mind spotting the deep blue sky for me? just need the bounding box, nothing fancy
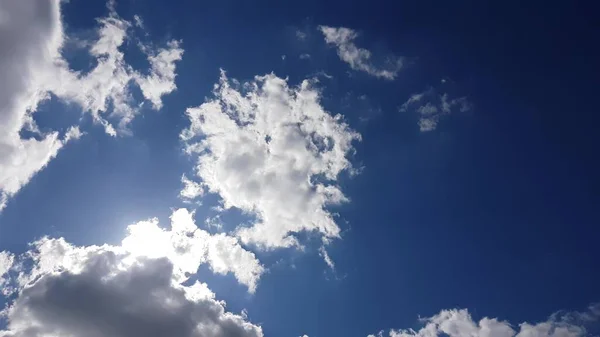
[1,1,599,336]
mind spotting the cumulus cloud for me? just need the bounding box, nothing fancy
[135,40,185,110]
[48,5,184,135]
[0,241,263,337]
[0,208,265,337]
[180,174,205,201]
[121,208,264,292]
[181,70,361,250]
[370,305,600,337]
[0,0,183,211]
[319,26,403,80]
[399,88,471,132]
[0,0,77,211]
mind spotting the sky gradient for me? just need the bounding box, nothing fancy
[0,1,599,337]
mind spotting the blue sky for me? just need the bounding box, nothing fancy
[0,1,599,337]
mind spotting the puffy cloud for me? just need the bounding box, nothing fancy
[48,6,184,135]
[134,40,184,110]
[319,26,403,80]
[0,0,183,210]
[0,209,262,296]
[0,0,76,211]
[0,241,263,337]
[371,305,600,337]
[181,70,361,250]
[121,208,264,292]
[399,88,471,132]
[180,174,205,201]
[0,208,264,337]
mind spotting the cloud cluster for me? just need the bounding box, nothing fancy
[0,0,183,211]
[399,88,471,132]
[319,26,403,80]
[370,305,600,337]
[47,7,184,135]
[0,210,263,337]
[181,70,361,250]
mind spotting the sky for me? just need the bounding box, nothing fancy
[0,0,599,337]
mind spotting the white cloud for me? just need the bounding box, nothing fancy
[0,208,265,337]
[135,40,184,110]
[0,209,262,295]
[0,0,183,211]
[181,70,361,250]
[0,238,263,337]
[122,208,264,292]
[48,7,184,135]
[296,30,307,41]
[0,251,14,291]
[319,26,403,80]
[0,0,76,211]
[399,88,471,132]
[372,305,600,337]
[300,53,311,60]
[318,246,335,270]
[180,174,205,201]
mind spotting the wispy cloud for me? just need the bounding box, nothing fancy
[399,87,472,132]
[319,26,403,80]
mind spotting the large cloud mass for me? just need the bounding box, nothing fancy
[181,71,361,250]
[0,210,263,337]
[0,0,183,211]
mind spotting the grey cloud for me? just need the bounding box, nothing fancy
[2,250,262,337]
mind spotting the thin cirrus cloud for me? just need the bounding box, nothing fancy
[0,209,265,337]
[399,87,472,132]
[369,304,600,337]
[319,25,403,80]
[180,70,361,252]
[0,0,183,211]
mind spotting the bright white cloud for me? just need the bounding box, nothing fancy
[180,174,205,201]
[319,26,403,80]
[135,40,184,110]
[371,305,600,337]
[0,0,183,211]
[181,70,361,250]
[0,0,74,211]
[0,207,265,337]
[48,7,184,135]
[0,210,262,295]
[0,251,14,291]
[399,88,471,132]
[122,208,264,292]
[0,238,263,337]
